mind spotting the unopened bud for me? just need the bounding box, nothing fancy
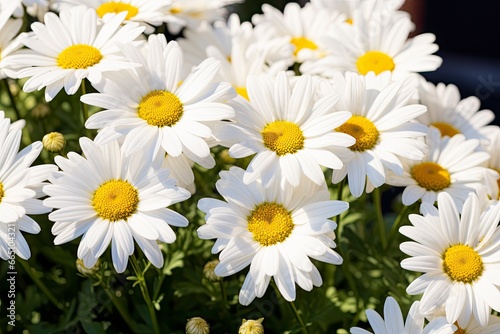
[31,103,51,119]
[218,149,236,164]
[76,258,100,277]
[186,317,210,334]
[203,260,221,282]
[42,132,65,153]
[239,318,264,334]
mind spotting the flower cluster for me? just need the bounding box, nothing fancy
[1,0,499,333]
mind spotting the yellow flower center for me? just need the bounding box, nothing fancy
[442,244,484,283]
[96,2,139,20]
[236,87,249,100]
[0,182,4,203]
[431,122,461,138]
[92,179,139,222]
[170,7,182,14]
[356,51,395,75]
[247,202,294,246]
[138,90,184,127]
[262,120,304,156]
[336,115,379,151]
[411,162,451,191]
[345,18,353,24]
[290,36,318,56]
[57,44,103,69]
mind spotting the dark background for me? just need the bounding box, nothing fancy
[424,0,500,126]
[230,0,500,125]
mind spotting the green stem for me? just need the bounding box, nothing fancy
[289,301,309,334]
[335,179,345,233]
[18,259,64,310]
[131,255,160,334]
[102,286,139,333]
[80,82,91,138]
[152,273,165,301]
[219,280,228,310]
[386,204,411,251]
[324,179,344,287]
[2,79,22,120]
[335,179,362,318]
[337,239,361,315]
[373,187,387,249]
[41,117,49,136]
[292,62,302,76]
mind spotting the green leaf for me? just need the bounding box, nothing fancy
[163,250,185,275]
[81,321,106,334]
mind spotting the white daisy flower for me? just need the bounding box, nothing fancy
[311,0,405,22]
[178,13,292,100]
[164,0,243,35]
[44,138,191,273]
[328,71,428,197]
[300,5,442,80]
[197,166,349,305]
[178,14,253,71]
[205,30,291,101]
[251,2,345,64]
[9,0,50,22]
[0,110,26,131]
[162,151,215,195]
[53,0,169,34]
[0,116,57,260]
[417,80,496,142]
[350,297,456,334]
[8,7,144,102]
[386,128,490,209]
[400,192,500,327]
[215,71,355,189]
[447,316,500,334]
[425,307,500,334]
[83,35,235,162]
[0,1,25,79]
[483,128,500,200]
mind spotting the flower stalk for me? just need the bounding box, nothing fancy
[130,254,161,334]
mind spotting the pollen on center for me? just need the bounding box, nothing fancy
[411,162,451,191]
[247,202,294,246]
[356,50,395,75]
[0,182,5,203]
[235,87,249,100]
[431,122,461,138]
[57,44,103,69]
[262,120,304,156]
[92,179,139,222]
[96,2,139,20]
[336,115,379,151]
[291,36,318,56]
[138,90,184,127]
[442,244,484,283]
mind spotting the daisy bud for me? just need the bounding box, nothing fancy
[185,317,210,334]
[76,258,100,277]
[239,318,264,334]
[203,260,221,282]
[42,132,65,153]
[8,81,20,95]
[218,149,236,164]
[31,103,51,119]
